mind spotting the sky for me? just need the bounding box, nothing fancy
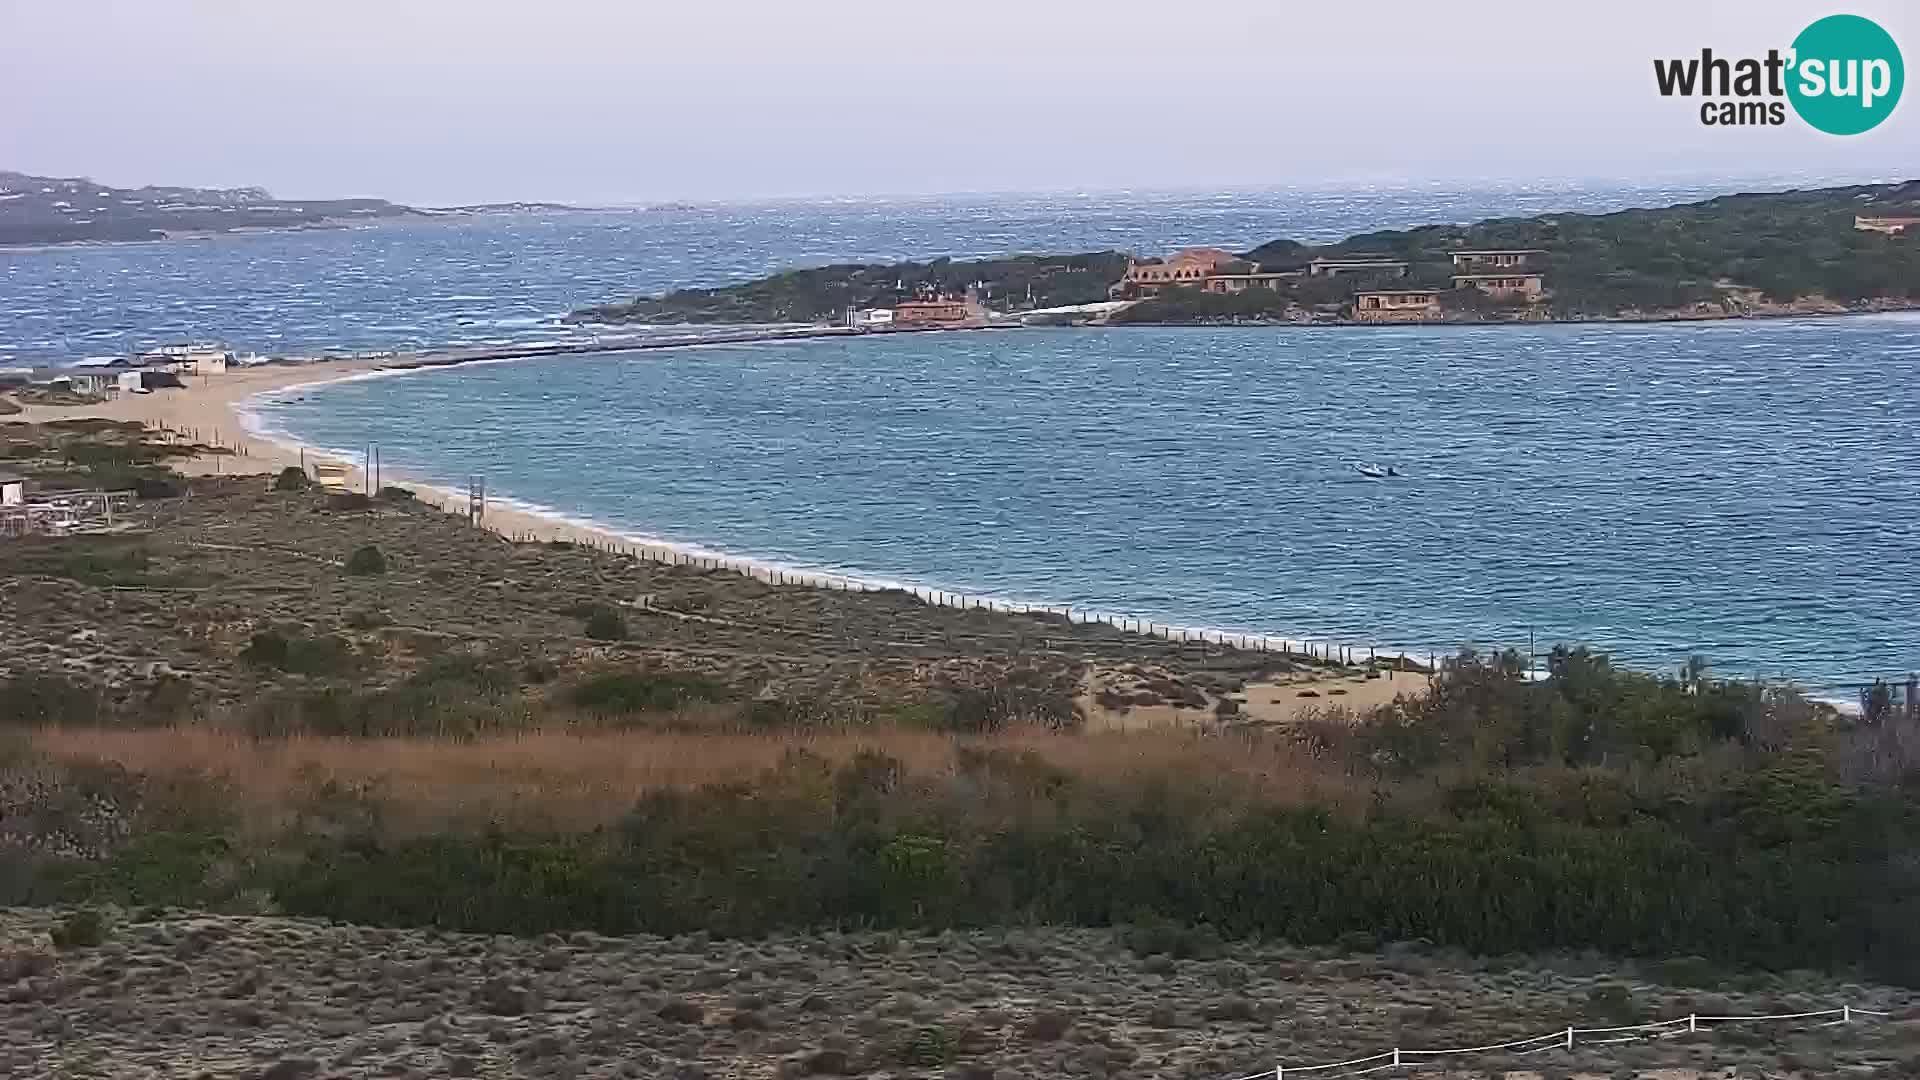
[1,0,1915,205]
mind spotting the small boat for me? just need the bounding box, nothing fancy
[1355,462,1391,479]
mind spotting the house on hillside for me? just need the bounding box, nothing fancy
[1202,271,1305,294]
[1306,257,1409,278]
[0,470,25,507]
[1109,247,1246,298]
[1450,248,1544,269]
[1452,273,1545,300]
[1351,289,1441,320]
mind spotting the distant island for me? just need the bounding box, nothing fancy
[0,170,582,247]
[571,181,1920,327]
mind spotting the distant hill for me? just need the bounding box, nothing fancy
[569,252,1131,325]
[0,172,590,247]
[1236,179,1920,316]
[574,180,1920,325]
[0,171,425,246]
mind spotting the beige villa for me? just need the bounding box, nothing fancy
[1306,257,1409,278]
[1450,248,1544,269]
[1452,273,1544,300]
[1202,271,1304,294]
[1110,247,1245,298]
[1352,289,1441,320]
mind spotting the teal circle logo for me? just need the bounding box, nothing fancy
[1788,14,1903,135]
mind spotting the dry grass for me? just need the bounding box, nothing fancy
[31,724,1359,833]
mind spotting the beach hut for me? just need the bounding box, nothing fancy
[311,461,354,494]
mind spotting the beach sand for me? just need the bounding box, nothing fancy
[3,362,704,561]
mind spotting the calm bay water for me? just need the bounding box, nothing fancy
[258,318,1920,694]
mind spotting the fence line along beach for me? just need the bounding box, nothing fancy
[3,347,1454,702]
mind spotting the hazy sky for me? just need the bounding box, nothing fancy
[2,0,1914,204]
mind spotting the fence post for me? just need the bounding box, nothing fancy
[1844,1004,1853,1023]
[1688,1014,1697,1033]
[1391,1049,1400,1067]
[1564,1026,1573,1049]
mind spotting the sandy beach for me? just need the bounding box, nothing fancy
[3,361,709,561]
[3,362,1428,726]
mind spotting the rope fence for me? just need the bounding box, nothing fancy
[1221,1004,1896,1080]
[501,527,1420,669]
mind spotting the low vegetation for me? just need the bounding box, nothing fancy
[3,422,1916,1016]
[8,650,1919,988]
[571,252,1130,323]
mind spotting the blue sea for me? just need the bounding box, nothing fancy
[4,175,1915,694]
[253,319,1920,695]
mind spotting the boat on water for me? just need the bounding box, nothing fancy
[1355,463,1399,479]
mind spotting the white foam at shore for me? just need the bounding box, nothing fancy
[241,372,1415,660]
[234,357,1871,692]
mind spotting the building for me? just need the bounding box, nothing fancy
[0,470,24,507]
[1306,257,1409,278]
[1110,247,1246,297]
[1202,271,1304,294]
[1450,248,1544,269]
[142,343,232,373]
[42,374,108,396]
[1855,215,1920,235]
[846,308,894,329]
[1352,289,1441,320]
[1452,273,1544,299]
[892,299,970,325]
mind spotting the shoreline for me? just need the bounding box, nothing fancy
[0,341,1878,705]
[1097,301,1920,331]
[6,355,1414,670]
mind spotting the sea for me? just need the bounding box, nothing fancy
[3,175,1915,696]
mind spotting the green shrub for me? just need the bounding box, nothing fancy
[376,486,415,502]
[568,670,724,714]
[581,605,627,642]
[272,466,309,492]
[1123,914,1225,960]
[343,608,391,630]
[239,631,291,668]
[239,631,354,676]
[0,673,105,727]
[345,545,387,575]
[1586,983,1637,1024]
[50,908,106,950]
[900,1026,958,1066]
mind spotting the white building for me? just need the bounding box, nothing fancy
[0,471,25,506]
